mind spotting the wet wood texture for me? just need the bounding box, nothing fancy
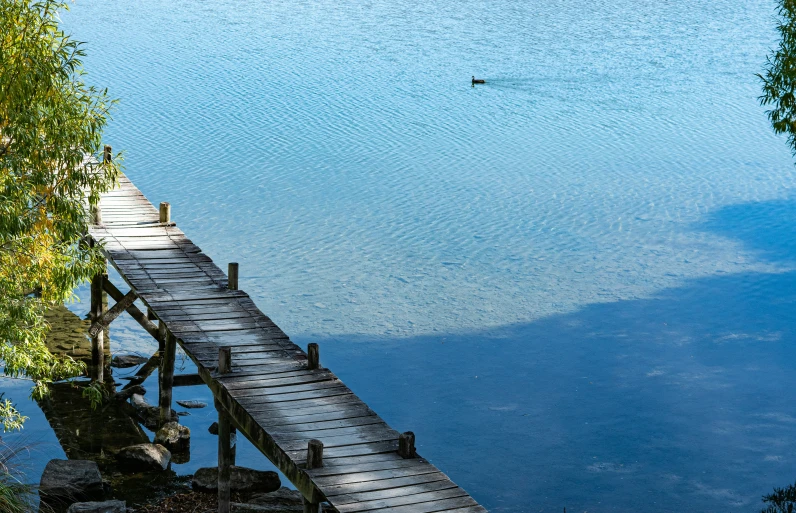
[88,174,485,512]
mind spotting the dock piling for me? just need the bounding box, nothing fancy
[90,271,105,382]
[217,399,232,513]
[228,263,239,291]
[398,431,416,458]
[159,202,171,224]
[159,331,176,426]
[307,343,319,370]
[303,439,324,513]
[218,347,232,374]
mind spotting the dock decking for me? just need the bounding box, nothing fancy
[87,171,487,513]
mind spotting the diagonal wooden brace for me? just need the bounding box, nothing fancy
[89,289,138,337]
[102,280,162,342]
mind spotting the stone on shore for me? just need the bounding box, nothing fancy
[116,443,171,471]
[154,421,190,453]
[110,354,149,368]
[192,466,280,494]
[39,459,104,504]
[66,500,127,513]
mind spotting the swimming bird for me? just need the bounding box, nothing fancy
[472,76,485,84]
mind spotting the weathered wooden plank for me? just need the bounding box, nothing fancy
[271,424,395,443]
[341,496,480,513]
[329,479,459,506]
[257,414,384,432]
[321,472,451,498]
[222,371,336,390]
[309,457,429,477]
[245,395,362,414]
[310,463,436,487]
[334,487,470,513]
[288,440,399,463]
[228,380,344,398]
[234,386,351,405]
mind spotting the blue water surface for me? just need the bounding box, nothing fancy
[6,0,796,511]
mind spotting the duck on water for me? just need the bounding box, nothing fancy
[472,76,485,85]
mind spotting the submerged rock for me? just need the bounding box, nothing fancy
[154,421,190,453]
[111,354,149,368]
[39,459,104,505]
[242,487,304,511]
[116,443,171,471]
[130,393,176,430]
[208,422,219,435]
[176,399,207,409]
[66,500,127,513]
[192,466,280,494]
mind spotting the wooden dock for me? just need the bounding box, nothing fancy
[86,158,487,513]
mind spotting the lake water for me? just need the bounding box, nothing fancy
[5,0,796,511]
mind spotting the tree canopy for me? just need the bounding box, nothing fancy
[760,0,796,154]
[0,0,120,430]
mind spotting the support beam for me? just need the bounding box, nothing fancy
[228,262,238,291]
[90,272,105,382]
[217,400,232,513]
[159,331,176,426]
[218,347,231,374]
[88,289,138,337]
[102,279,161,341]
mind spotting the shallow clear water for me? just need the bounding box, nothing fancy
[6,0,796,511]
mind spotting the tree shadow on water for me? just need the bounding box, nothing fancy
[306,197,796,513]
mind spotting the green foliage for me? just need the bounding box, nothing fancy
[0,395,26,432]
[761,481,796,513]
[0,0,120,430]
[80,380,107,410]
[760,0,796,154]
[0,439,35,513]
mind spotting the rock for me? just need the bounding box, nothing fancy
[66,500,127,513]
[192,466,280,494]
[232,503,303,513]
[154,421,190,453]
[111,354,148,368]
[130,393,176,430]
[116,443,171,471]
[208,422,219,435]
[176,399,207,409]
[246,487,304,511]
[39,459,104,505]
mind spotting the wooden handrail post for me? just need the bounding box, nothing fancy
[159,330,176,426]
[307,343,319,370]
[217,400,232,513]
[228,263,238,291]
[398,431,416,458]
[103,144,112,163]
[218,347,231,374]
[159,202,171,224]
[303,439,323,513]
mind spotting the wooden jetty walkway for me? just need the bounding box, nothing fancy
[86,149,487,513]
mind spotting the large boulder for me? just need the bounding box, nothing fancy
[39,459,104,506]
[66,500,127,513]
[192,466,280,494]
[116,443,171,472]
[154,421,190,453]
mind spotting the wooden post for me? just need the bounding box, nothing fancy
[398,431,416,458]
[90,272,105,382]
[159,331,176,426]
[218,347,231,374]
[92,204,102,225]
[228,263,238,291]
[217,400,232,513]
[147,307,156,322]
[307,343,319,370]
[157,320,167,352]
[159,202,171,224]
[103,145,112,163]
[303,440,323,513]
